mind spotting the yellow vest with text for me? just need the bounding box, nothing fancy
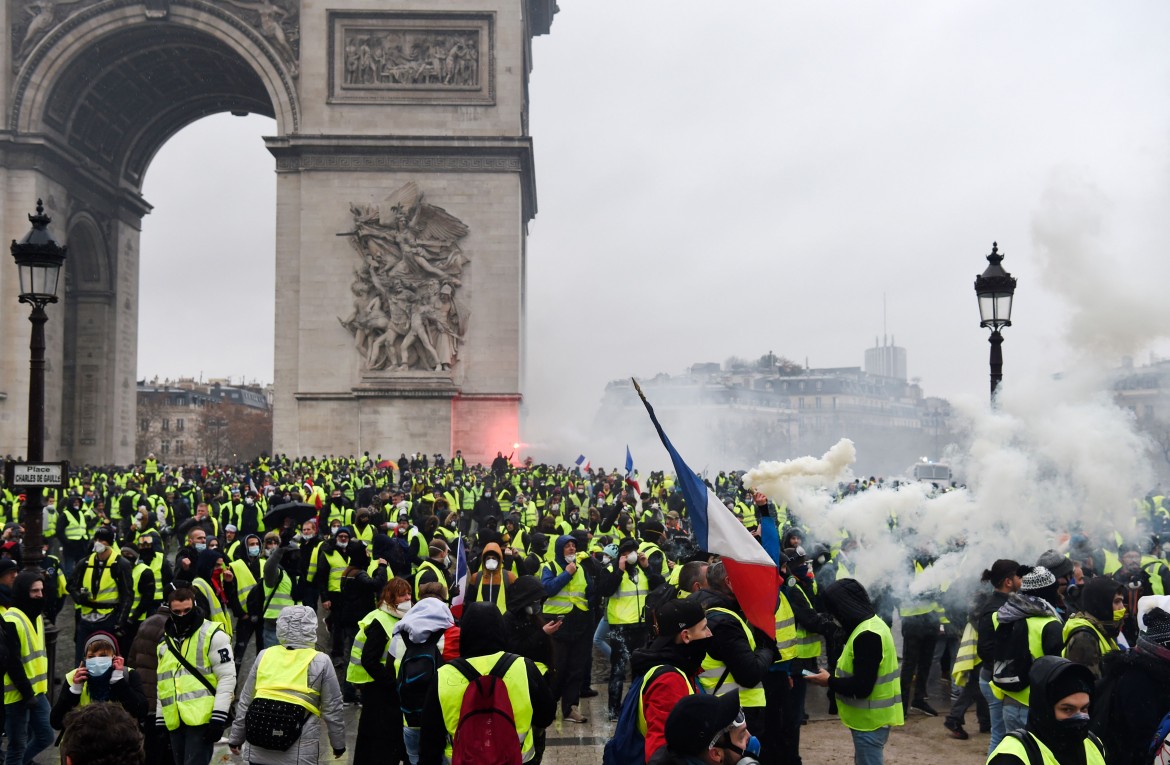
[254,647,321,716]
[436,652,535,763]
[835,615,904,731]
[698,606,765,708]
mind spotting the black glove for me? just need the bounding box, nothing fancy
[205,721,226,744]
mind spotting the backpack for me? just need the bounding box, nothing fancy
[397,631,444,727]
[991,618,1033,692]
[603,665,689,765]
[449,653,523,765]
[642,583,680,639]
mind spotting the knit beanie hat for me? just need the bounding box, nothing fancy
[1139,602,1170,648]
[1036,549,1074,580]
[1020,566,1056,591]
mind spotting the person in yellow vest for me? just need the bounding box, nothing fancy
[228,605,347,762]
[418,601,554,765]
[154,587,236,765]
[540,534,594,724]
[598,537,663,721]
[466,542,516,612]
[1062,577,1123,677]
[693,560,775,751]
[349,578,412,765]
[68,526,133,664]
[414,539,452,601]
[993,566,1065,733]
[985,656,1104,765]
[50,631,147,731]
[2,571,55,763]
[127,532,170,649]
[807,578,904,765]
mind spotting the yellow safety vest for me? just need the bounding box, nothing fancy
[157,621,223,730]
[790,584,823,660]
[773,590,799,662]
[436,652,534,762]
[78,552,120,617]
[698,607,766,708]
[835,615,904,732]
[262,558,295,620]
[254,647,321,716]
[347,608,399,684]
[316,547,348,593]
[988,731,1106,765]
[542,560,587,614]
[64,666,136,706]
[636,665,694,735]
[131,556,165,622]
[192,577,233,639]
[474,572,510,613]
[229,560,258,612]
[991,613,1060,706]
[952,621,980,685]
[2,608,48,703]
[638,542,670,579]
[606,570,648,626]
[61,508,90,541]
[1061,616,1118,660]
[414,560,448,601]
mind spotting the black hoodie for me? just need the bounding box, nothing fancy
[1,571,44,701]
[823,579,884,700]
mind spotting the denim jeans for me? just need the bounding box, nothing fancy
[403,727,421,765]
[979,675,1005,755]
[1001,701,1028,737]
[169,724,215,765]
[5,694,54,765]
[606,624,645,716]
[593,615,612,660]
[850,725,890,765]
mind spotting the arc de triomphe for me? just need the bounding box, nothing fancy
[0,0,555,465]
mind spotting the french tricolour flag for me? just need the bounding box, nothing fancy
[574,454,591,473]
[633,378,778,635]
[449,536,470,619]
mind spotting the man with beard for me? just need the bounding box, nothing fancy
[987,656,1103,765]
[630,598,711,762]
[154,588,235,765]
[2,571,54,764]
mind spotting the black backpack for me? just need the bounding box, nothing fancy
[397,631,444,727]
[991,618,1033,692]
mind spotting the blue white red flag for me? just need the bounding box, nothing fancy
[574,454,590,473]
[450,536,470,619]
[624,446,634,476]
[632,378,778,635]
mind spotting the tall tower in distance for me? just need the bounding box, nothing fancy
[865,336,908,380]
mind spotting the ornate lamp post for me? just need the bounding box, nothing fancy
[974,242,1016,402]
[10,199,67,571]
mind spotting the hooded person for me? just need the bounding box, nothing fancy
[630,598,712,762]
[992,566,1065,732]
[1061,577,1123,677]
[417,602,555,765]
[228,605,347,765]
[987,656,1103,765]
[51,630,148,730]
[807,578,904,765]
[1037,550,1076,614]
[466,541,516,612]
[1092,598,1170,765]
[191,548,233,638]
[2,570,55,764]
[540,533,594,724]
[390,594,456,764]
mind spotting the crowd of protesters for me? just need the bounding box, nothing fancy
[0,451,1168,764]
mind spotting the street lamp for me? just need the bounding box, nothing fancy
[10,199,67,571]
[974,241,1016,401]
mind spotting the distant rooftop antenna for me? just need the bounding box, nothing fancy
[883,292,887,346]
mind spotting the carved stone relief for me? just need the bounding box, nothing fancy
[329,12,494,105]
[10,0,97,68]
[338,182,471,374]
[221,0,300,76]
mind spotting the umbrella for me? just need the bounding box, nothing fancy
[263,502,318,530]
[377,459,397,470]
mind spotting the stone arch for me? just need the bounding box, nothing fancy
[10,0,298,192]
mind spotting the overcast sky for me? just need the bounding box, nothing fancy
[140,1,1170,461]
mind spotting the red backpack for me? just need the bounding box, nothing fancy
[449,653,524,765]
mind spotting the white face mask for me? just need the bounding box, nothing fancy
[485,558,499,571]
[626,552,639,565]
[397,600,412,613]
[443,555,452,567]
[92,542,107,554]
[602,556,612,566]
